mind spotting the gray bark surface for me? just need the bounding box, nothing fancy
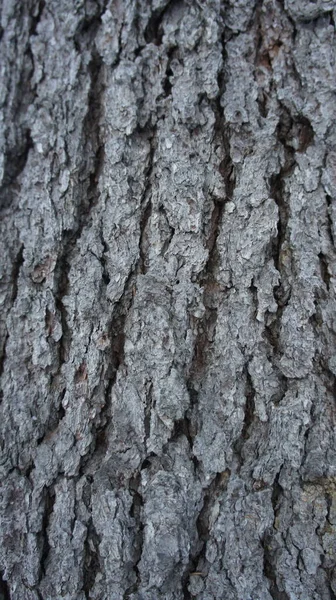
[1,0,336,598]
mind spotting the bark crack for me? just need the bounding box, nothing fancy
[260,470,289,600]
[0,130,33,213]
[52,47,105,367]
[0,244,25,393]
[186,90,235,447]
[233,359,257,471]
[182,470,231,597]
[39,485,56,584]
[124,473,144,598]
[0,571,10,600]
[138,128,156,275]
[144,0,180,46]
[83,519,101,598]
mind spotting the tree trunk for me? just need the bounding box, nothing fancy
[1,0,336,598]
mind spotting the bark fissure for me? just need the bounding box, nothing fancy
[0,129,33,212]
[261,530,290,600]
[326,195,335,246]
[186,90,236,445]
[29,0,45,37]
[1,0,41,214]
[124,473,144,599]
[83,518,101,599]
[52,47,105,366]
[181,469,231,598]
[0,571,10,600]
[138,129,156,275]
[260,471,289,600]
[39,486,56,582]
[144,0,180,46]
[86,271,136,461]
[0,244,25,389]
[0,333,9,387]
[233,361,257,470]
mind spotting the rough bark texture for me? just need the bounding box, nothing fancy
[1,0,336,598]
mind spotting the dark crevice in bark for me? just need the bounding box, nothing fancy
[186,92,235,446]
[254,0,273,118]
[0,130,33,212]
[0,571,10,600]
[328,10,336,29]
[0,333,9,386]
[159,204,175,256]
[264,107,297,362]
[167,38,237,556]
[269,154,292,276]
[277,0,297,40]
[138,128,156,275]
[1,1,42,214]
[84,49,105,211]
[1,128,33,190]
[325,195,335,246]
[53,50,105,367]
[260,473,290,600]
[262,470,289,600]
[319,252,331,291]
[80,130,155,472]
[35,387,64,446]
[271,471,282,520]
[82,271,136,468]
[187,304,218,393]
[301,403,314,474]
[11,244,24,306]
[83,518,101,598]
[101,301,128,425]
[39,486,56,581]
[144,0,180,46]
[124,474,144,598]
[144,9,165,45]
[270,368,289,406]
[262,532,290,600]
[73,1,106,52]
[241,365,256,441]
[0,244,22,384]
[98,231,111,286]
[250,278,259,320]
[328,581,336,600]
[233,361,256,468]
[295,116,314,153]
[161,46,177,98]
[144,382,153,448]
[264,313,282,355]
[1,0,46,215]
[197,470,230,542]
[169,417,196,453]
[53,239,72,366]
[139,200,153,275]
[29,0,45,36]
[181,470,231,596]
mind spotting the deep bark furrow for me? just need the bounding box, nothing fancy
[0,572,10,600]
[39,486,56,583]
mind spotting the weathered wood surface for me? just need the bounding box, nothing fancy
[1,0,336,598]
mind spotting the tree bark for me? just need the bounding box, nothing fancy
[1,0,336,598]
